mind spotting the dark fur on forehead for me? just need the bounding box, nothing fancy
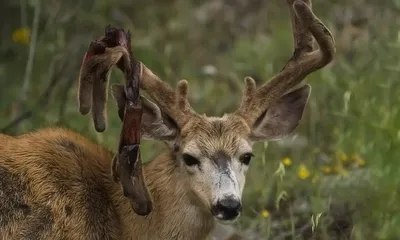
[210,151,230,169]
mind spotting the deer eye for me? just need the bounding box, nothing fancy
[239,153,254,165]
[182,154,200,166]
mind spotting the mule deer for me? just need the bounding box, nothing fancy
[0,0,334,239]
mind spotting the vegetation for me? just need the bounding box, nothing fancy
[1,0,399,239]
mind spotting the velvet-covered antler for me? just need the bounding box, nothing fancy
[233,0,335,126]
[77,26,152,216]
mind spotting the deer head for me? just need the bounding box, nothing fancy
[78,0,335,223]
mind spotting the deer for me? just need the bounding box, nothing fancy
[0,0,335,239]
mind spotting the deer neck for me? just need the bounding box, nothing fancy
[113,151,215,240]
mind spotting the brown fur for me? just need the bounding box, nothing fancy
[0,128,215,240]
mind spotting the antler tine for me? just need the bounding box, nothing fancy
[139,66,195,127]
[78,41,130,132]
[176,80,190,111]
[289,0,313,58]
[234,0,335,126]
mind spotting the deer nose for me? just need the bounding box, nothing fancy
[214,196,242,220]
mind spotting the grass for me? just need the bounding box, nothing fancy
[1,0,400,239]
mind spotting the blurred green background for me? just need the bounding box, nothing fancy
[1,0,400,239]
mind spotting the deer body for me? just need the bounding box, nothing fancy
[0,1,335,239]
[0,128,214,240]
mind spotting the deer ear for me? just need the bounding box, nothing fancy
[140,96,178,141]
[111,84,178,142]
[249,85,311,142]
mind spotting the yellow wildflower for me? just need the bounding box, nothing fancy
[333,164,349,177]
[282,157,292,166]
[339,152,348,162]
[357,158,365,166]
[352,154,365,166]
[351,154,365,166]
[322,166,332,173]
[261,209,270,218]
[297,164,310,179]
[12,27,31,45]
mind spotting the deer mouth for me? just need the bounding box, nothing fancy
[212,211,241,225]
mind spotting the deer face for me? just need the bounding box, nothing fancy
[118,84,311,223]
[178,116,251,223]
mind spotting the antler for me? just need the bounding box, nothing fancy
[138,66,195,127]
[78,26,152,216]
[234,0,335,126]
